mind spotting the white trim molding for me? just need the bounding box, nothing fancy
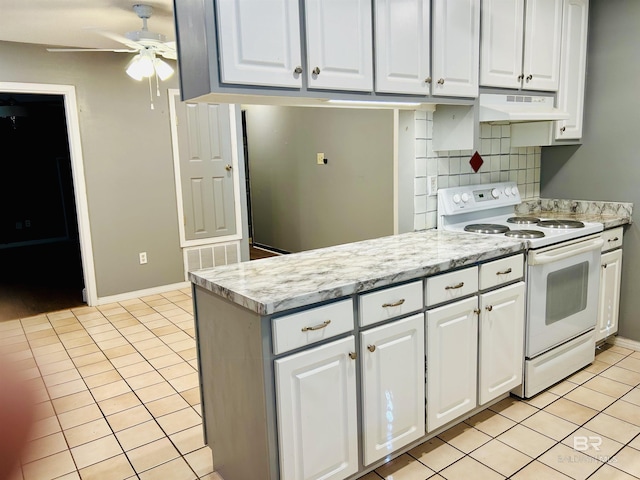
[0,82,98,306]
[606,336,640,352]
[96,281,191,306]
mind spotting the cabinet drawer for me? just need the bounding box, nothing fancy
[359,280,423,327]
[426,266,478,307]
[479,254,524,290]
[602,227,623,252]
[272,299,354,355]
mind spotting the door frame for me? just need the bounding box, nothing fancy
[167,89,243,247]
[0,82,98,306]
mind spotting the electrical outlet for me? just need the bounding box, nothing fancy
[316,152,325,165]
[25,219,31,228]
[139,252,148,265]
[427,176,438,196]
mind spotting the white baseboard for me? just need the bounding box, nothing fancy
[606,336,640,352]
[94,281,191,306]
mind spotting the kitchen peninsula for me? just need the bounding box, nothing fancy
[190,229,528,480]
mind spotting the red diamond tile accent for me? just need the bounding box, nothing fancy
[470,151,484,173]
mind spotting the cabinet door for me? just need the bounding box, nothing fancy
[555,0,589,140]
[305,0,373,91]
[597,249,622,342]
[478,282,525,405]
[427,297,478,431]
[216,0,303,88]
[432,0,480,97]
[275,336,358,480]
[375,0,431,95]
[360,314,425,466]
[480,0,525,89]
[522,0,563,91]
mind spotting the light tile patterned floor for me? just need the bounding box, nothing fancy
[2,290,640,479]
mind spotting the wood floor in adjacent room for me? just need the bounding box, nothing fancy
[0,241,85,323]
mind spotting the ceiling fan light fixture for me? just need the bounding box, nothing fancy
[154,58,174,81]
[126,52,155,80]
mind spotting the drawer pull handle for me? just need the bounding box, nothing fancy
[348,352,357,360]
[486,305,493,312]
[496,268,512,275]
[382,299,405,308]
[608,237,619,242]
[445,282,464,290]
[301,320,331,332]
[368,345,376,353]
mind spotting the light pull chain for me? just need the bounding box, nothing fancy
[147,76,155,110]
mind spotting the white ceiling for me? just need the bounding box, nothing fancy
[0,0,175,50]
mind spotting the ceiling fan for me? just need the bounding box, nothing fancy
[47,4,176,79]
[47,4,176,108]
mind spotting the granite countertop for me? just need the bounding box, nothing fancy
[516,198,633,229]
[190,230,527,316]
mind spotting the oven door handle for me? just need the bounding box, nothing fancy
[528,237,604,265]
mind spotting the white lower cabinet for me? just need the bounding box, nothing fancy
[360,314,425,465]
[274,336,358,480]
[597,249,623,342]
[426,297,478,432]
[478,282,525,405]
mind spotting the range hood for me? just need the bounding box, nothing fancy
[479,93,569,123]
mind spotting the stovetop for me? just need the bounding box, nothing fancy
[437,182,603,248]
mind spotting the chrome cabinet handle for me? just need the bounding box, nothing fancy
[526,74,533,81]
[301,320,331,332]
[445,282,464,290]
[367,345,376,353]
[225,164,233,171]
[437,78,445,85]
[517,74,524,81]
[425,76,432,84]
[496,268,512,275]
[312,67,321,75]
[348,352,357,360]
[560,126,566,133]
[294,66,303,74]
[382,299,405,308]
[608,237,619,242]
[486,305,493,312]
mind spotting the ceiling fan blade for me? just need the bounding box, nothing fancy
[92,29,142,50]
[47,47,138,53]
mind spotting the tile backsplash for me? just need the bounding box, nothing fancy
[413,111,541,231]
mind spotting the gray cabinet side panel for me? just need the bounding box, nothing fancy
[194,286,276,479]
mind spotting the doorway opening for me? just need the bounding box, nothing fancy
[0,92,85,321]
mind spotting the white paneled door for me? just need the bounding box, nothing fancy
[360,314,425,465]
[174,102,237,241]
[275,336,359,480]
[216,0,303,88]
[305,0,374,91]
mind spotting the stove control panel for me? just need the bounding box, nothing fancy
[438,181,521,216]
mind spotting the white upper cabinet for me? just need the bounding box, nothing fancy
[305,0,374,91]
[480,0,563,91]
[374,0,431,95]
[216,0,303,88]
[432,0,480,97]
[555,0,589,139]
[480,0,525,89]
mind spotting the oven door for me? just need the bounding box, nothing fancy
[526,235,604,358]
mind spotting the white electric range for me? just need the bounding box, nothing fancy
[437,182,604,398]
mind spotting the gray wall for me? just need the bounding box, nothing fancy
[245,105,394,253]
[540,0,640,340]
[0,41,185,297]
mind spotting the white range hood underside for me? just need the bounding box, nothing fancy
[479,93,569,123]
